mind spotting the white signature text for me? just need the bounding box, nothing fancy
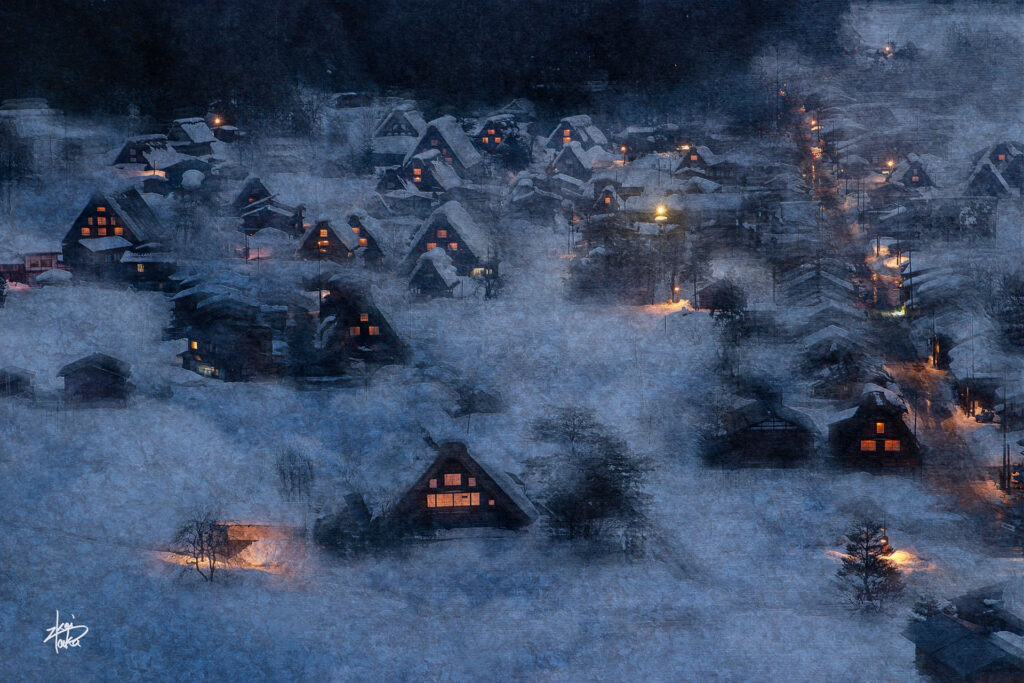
[43,610,88,653]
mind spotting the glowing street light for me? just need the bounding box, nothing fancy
[213,116,223,126]
[655,204,667,221]
[887,159,895,168]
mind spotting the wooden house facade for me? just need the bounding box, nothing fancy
[347,210,387,264]
[233,177,273,214]
[58,353,132,405]
[708,400,817,466]
[401,201,496,277]
[829,388,920,467]
[965,142,1024,198]
[471,114,517,153]
[391,441,537,531]
[61,189,159,277]
[405,115,484,179]
[296,219,358,262]
[120,245,177,291]
[404,149,462,193]
[321,283,407,364]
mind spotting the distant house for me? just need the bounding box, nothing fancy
[594,185,624,213]
[58,353,132,405]
[965,142,1024,198]
[0,366,33,397]
[409,247,460,297]
[545,115,608,150]
[167,117,217,157]
[471,114,518,153]
[112,134,169,167]
[400,201,496,276]
[320,282,407,364]
[829,387,920,467]
[178,297,278,381]
[888,153,935,189]
[616,124,688,160]
[546,142,614,182]
[370,106,428,166]
[346,210,387,264]
[390,441,537,530]
[405,115,484,179]
[120,244,177,291]
[0,247,66,285]
[239,197,306,237]
[61,189,160,277]
[232,177,274,214]
[673,145,716,175]
[707,400,817,466]
[403,149,462,193]
[296,219,358,262]
[904,614,1024,682]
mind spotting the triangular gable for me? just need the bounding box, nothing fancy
[405,116,482,173]
[297,219,357,259]
[373,108,427,138]
[234,178,273,213]
[64,190,154,246]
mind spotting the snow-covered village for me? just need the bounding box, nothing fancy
[2,1,1024,680]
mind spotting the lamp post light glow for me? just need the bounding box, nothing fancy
[655,204,667,221]
[213,117,222,126]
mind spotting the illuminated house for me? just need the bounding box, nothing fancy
[404,115,483,179]
[391,441,537,530]
[965,142,1024,198]
[370,105,428,166]
[320,280,407,364]
[346,210,387,264]
[544,115,608,150]
[119,243,177,291]
[829,386,920,468]
[166,117,216,157]
[178,297,279,381]
[232,177,273,214]
[296,219,359,262]
[594,185,624,213]
[402,149,462,193]
[61,189,160,277]
[470,113,518,153]
[400,201,496,277]
[673,145,717,175]
[58,353,132,405]
[886,153,935,190]
[546,141,614,182]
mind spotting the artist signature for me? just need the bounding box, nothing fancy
[43,611,88,653]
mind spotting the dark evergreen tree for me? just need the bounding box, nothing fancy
[836,520,905,610]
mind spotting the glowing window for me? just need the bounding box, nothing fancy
[482,137,489,144]
[368,326,379,336]
[488,499,495,506]
[413,176,421,183]
[413,168,422,176]
[494,137,502,144]
[448,242,458,251]
[359,313,369,322]
[436,229,448,239]
[426,242,437,251]
[444,473,461,486]
[136,263,145,273]
[88,217,94,225]
[113,227,123,236]
[860,440,877,452]
[429,478,437,488]
[604,196,611,204]
[911,176,919,183]
[359,237,367,247]
[97,217,107,226]
[352,226,360,234]
[487,129,495,135]
[426,495,435,508]
[562,136,571,144]
[319,229,328,238]
[81,227,91,236]
[434,493,454,507]
[690,154,698,161]
[998,154,1006,161]
[349,326,361,336]
[471,268,484,277]
[444,157,452,163]
[190,340,198,350]
[96,206,106,212]
[454,493,473,506]
[468,477,476,487]
[884,440,901,452]
[317,240,329,247]
[98,228,107,236]
[563,128,570,136]
[875,421,885,434]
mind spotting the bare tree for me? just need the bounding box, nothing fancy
[276,449,315,503]
[174,507,229,582]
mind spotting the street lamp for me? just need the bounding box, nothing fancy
[655,204,667,222]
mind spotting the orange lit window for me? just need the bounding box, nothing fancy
[413,176,421,183]
[488,499,495,506]
[884,440,901,452]
[444,473,461,486]
[562,136,571,144]
[190,340,198,350]
[487,129,495,135]
[454,493,474,506]
[426,495,435,508]
[359,237,367,247]
[436,229,447,239]
[98,228,107,236]
[911,176,919,182]
[360,313,369,322]
[875,422,885,435]
[97,217,107,226]
[81,227,91,236]
[604,196,611,204]
[413,167,421,176]
[690,154,698,161]
[88,217,94,225]
[444,157,452,163]
[319,229,328,238]
[860,440,877,452]
[468,477,476,487]
[136,263,144,273]
[563,128,570,136]
[448,242,458,251]
[96,206,106,212]
[998,154,1006,161]
[482,137,489,144]
[352,226,360,234]
[319,248,327,254]
[349,326,361,336]
[429,478,437,488]
[426,242,436,250]
[113,227,123,236]
[368,326,379,336]
[494,137,502,144]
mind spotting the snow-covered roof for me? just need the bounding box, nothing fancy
[408,201,492,262]
[406,116,482,172]
[171,117,216,144]
[370,135,417,156]
[58,353,131,379]
[549,115,608,148]
[79,236,133,252]
[411,247,460,289]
